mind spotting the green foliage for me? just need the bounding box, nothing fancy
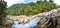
[49,0,53,3]
[6,0,59,16]
[44,0,47,2]
[0,1,7,25]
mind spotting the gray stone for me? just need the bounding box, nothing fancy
[57,19,60,25]
[57,25,60,28]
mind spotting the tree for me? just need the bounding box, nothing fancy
[49,0,53,3]
[0,0,7,25]
[5,0,59,16]
[44,0,47,2]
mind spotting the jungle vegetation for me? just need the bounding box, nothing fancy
[6,0,60,16]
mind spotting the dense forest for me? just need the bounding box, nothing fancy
[6,0,60,16]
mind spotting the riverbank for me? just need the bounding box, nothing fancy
[1,8,60,28]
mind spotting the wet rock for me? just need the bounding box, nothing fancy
[4,8,60,28]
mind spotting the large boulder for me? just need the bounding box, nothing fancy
[45,8,60,28]
[36,8,60,28]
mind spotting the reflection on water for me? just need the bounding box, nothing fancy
[12,16,43,28]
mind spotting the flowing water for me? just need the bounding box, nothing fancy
[11,9,55,28]
[12,16,43,28]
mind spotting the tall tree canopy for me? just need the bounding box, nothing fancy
[5,0,60,16]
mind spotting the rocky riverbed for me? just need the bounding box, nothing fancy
[1,8,60,28]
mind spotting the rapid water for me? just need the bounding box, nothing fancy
[12,16,43,28]
[10,10,53,28]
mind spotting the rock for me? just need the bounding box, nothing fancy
[57,25,60,28]
[57,18,60,25]
[5,8,60,28]
[45,8,60,28]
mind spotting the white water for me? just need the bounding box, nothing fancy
[12,16,43,28]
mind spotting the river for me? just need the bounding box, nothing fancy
[12,16,43,28]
